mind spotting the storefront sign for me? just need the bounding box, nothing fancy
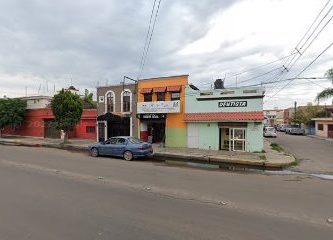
[218,101,247,108]
[137,100,180,113]
[136,113,166,119]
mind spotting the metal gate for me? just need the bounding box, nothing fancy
[44,120,60,139]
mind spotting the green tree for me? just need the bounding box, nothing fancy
[291,104,325,126]
[51,89,83,143]
[316,68,333,102]
[82,89,97,109]
[0,98,26,137]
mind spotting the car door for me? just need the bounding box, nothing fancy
[99,138,116,155]
[112,138,128,156]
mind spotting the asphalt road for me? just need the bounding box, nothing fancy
[0,145,333,239]
[269,132,333,174]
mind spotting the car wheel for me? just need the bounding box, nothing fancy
[91,148,99,157]
[123,151,133,161]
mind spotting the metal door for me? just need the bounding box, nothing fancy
[187,123,199,148]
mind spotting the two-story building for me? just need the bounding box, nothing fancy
[184,86,265,152]
[96,84,137,142]
[136,75,188,147]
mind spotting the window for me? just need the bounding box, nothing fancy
[318,124,324,131]
[221,91,235,95]
[157,92,165,101]
[116,138,127,145]
[171,92,180,101]
[144,93,152,102]
[243,90,257,94]
[86,126,96,133]
[122,90,131,112]
[106,91,114,112]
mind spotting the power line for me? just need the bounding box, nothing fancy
[268,40,333,98]
[137,0,157,80]
[138,0,162,80]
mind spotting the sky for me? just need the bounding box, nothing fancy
[0,0,333,109]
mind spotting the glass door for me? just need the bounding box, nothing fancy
[230,128,246,152]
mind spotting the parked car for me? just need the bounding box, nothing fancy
[288,126,305,135]
[277,124,288,132]
[88,137,153,161]
[263,127,277,138]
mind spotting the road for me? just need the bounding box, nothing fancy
[269,132,333,174]
[0,145,332,239]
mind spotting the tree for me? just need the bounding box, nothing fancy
[82,89,97,109]
[290,104,325,126]
[0,98,26,137]
[316,68,333,102]
[51,89,83,143]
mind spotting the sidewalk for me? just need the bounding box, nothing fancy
[307,134,333,143]
[0,136,295,170]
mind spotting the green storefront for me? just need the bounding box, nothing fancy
[184,86,265,152]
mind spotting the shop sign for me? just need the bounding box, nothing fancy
[218,101,247,108]
[136,113,166,119]
[137,100,180,113]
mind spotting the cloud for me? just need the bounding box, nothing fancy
[0,0,332,110]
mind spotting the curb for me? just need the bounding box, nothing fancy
[1,140,291,170]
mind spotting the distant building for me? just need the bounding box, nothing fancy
[263,109,284,126]
[312,106,333,138]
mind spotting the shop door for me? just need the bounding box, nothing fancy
[44,120,60,139]
[328,124,333,138]
[230,128,246,151]
[188,123,199,148]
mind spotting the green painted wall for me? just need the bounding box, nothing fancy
[198,123,219,150]
[166,128,187,148]
[246,122,264,152]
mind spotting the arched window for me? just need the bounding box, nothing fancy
[105,91,115,113]
[122,90,132,112]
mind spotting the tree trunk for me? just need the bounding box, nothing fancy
[63,131,68,144]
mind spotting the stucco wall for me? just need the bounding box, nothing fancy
[246,122,264,152]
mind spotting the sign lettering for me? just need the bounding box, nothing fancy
[218,101,247,108]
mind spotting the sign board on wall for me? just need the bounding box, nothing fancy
[136,113,166,119]
[137,101,180,113]
[218,101,247,108]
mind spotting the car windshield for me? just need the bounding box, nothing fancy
[128,137,144,144]
[266,127,275,131]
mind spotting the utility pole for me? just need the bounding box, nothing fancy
[294,101,297,123]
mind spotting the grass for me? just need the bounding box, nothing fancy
[259,154,267,161]
[270,143,284,152]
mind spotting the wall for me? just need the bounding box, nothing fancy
[138,75,188,147]
[315,121,328,138]
[198,123,219,150]
[246,122,264,152]
[3,109,97,139]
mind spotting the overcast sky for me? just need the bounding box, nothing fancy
[0,0,333,109]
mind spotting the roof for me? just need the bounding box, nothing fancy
[311,117,333,121]
[184,111,264,122]
[20,95,52,100]
[139,74,189,81]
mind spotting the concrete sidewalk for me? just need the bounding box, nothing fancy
[0,136,295,170]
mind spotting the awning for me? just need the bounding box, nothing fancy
[97,112,129,122]
[153,87,166,93]
[140,88,152,94]
[167,85,182,92]
[184,111,264,122]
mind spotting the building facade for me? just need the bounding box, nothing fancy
[96,84,137,142]
[3,96,97,139]
[264,109,284,126]
[184,86,265,152]
[137,75,188,147]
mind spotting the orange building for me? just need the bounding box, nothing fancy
[137,75,188,147]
